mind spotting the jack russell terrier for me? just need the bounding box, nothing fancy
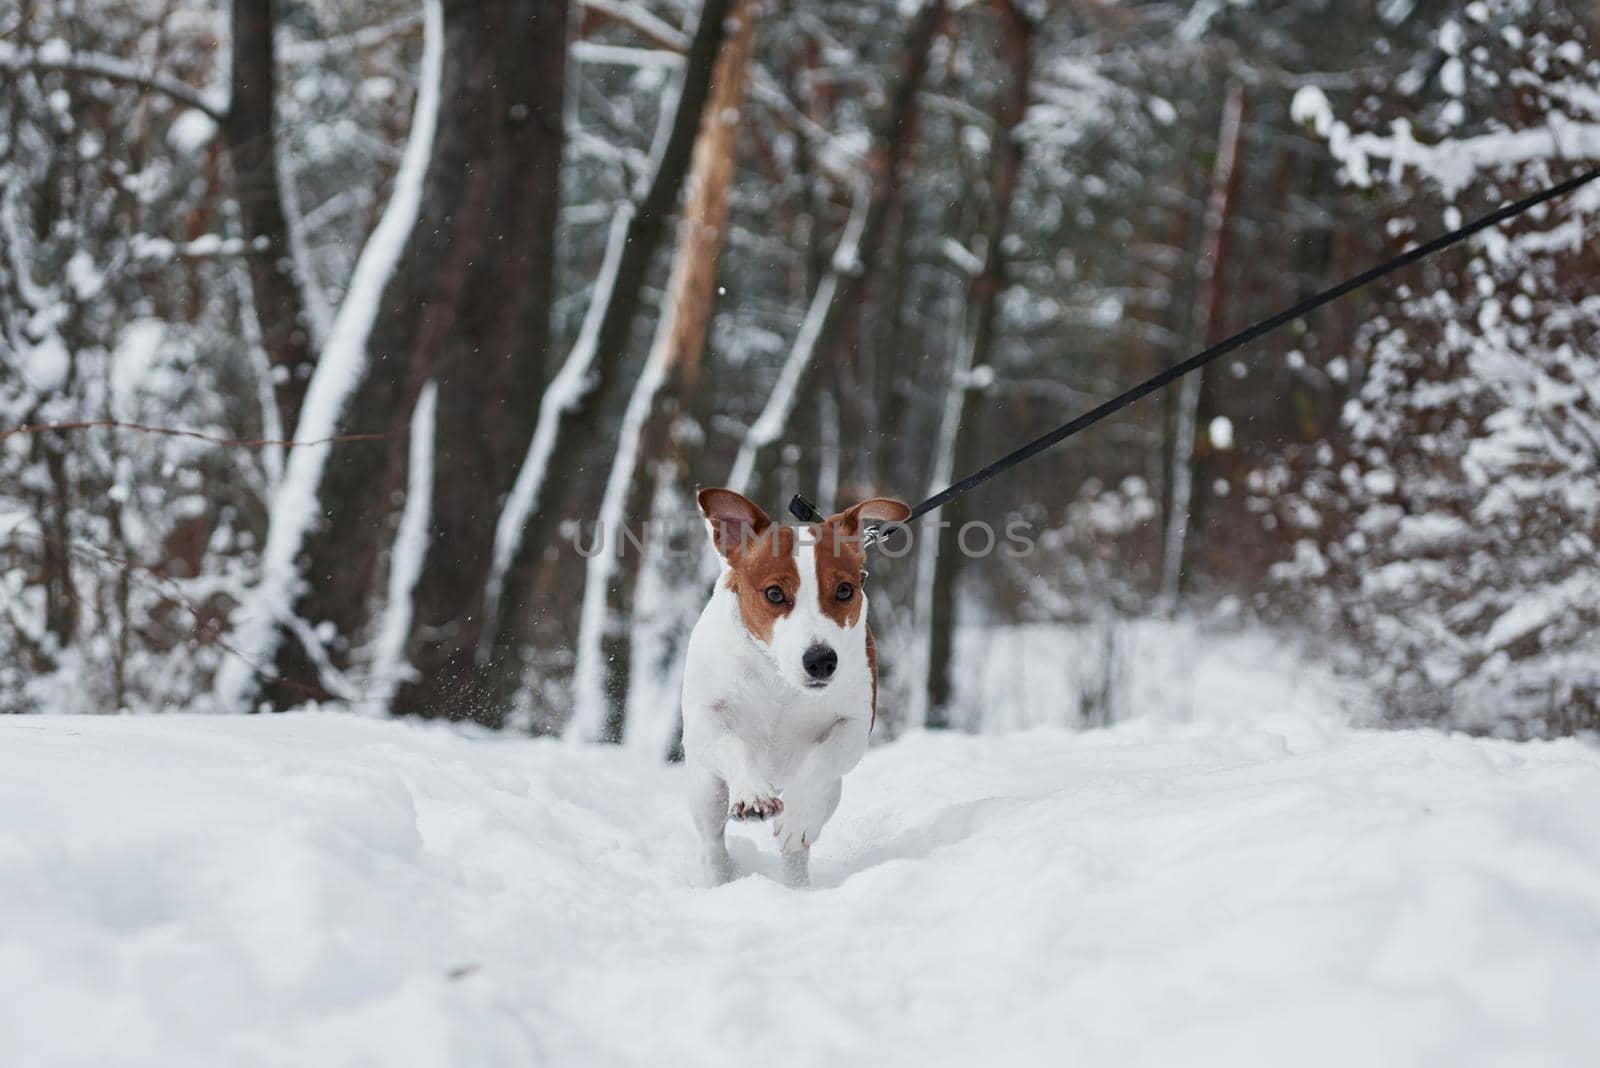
[683,488,911,887]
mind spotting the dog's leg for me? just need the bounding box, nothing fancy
[773,776,843,888]
[684,705,782,823]
[789,716,870,788]
[781,846,810,888]
[688,765,734,887]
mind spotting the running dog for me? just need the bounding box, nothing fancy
[683,488,910,887]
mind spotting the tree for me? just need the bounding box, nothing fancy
[1275,0,1600,735]
[1,3,261,714]
[221,0,571,719]
[224,0,317,437]
[1158,79,1245,615]
[917,0,1033,729]
[390,1,570,724]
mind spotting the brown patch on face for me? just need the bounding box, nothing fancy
[810,521,867,630]
[700,487,803,646]
[811,495,912,630]
[723,524,799,645]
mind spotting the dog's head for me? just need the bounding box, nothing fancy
[697,487,911,693]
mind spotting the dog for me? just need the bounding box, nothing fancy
[683,487,911,887]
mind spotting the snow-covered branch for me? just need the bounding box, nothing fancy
[573,42,685,70]
[579,0,689,53]
[1346,119,1600,195]
[1293,84,1600,196]
[278,13,424,64]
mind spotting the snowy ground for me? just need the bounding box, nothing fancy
[4,639,1600,1067]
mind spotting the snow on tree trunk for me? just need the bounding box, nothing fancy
[369,381,436,713]
[223,0,571,721]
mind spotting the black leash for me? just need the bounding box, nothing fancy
[789,163,1600,530]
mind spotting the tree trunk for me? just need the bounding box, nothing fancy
[1158,80,1245,616]
[38,436,79,647]
[569,0,759,743]
[481,0,734,729]
[239,0,569,715]
[921,0,1032,729]
[389,0,570,724]
[225,0,316,435]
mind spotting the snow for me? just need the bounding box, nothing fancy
[21,332,70,393]
[278,153,335,349]
[1291,85,1333,137]
[110,319,165,410]
[6,646,1600,1067]
[1207,414,1234,450]
[166,109,218,154]
[578,0,689,52]
[1440,57,1466,97]
[1480,572,1598,655]
[1342,120,1600,198]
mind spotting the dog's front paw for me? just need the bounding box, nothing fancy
[728,787,783,822]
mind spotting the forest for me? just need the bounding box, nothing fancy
[3,0,1597,742]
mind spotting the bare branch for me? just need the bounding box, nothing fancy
[0,41,226,123]
[0,420,386,450]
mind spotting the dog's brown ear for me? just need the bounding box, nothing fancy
[828,497,912,540]
[698,487,770,557]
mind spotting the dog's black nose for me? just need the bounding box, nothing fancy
[802,644,838,682]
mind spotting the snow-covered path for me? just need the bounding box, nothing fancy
[3,707,1598,1067]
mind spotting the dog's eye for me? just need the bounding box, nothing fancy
[763,585,785,605]
[835,582,854,602]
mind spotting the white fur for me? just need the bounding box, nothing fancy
[682,528,873,887]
